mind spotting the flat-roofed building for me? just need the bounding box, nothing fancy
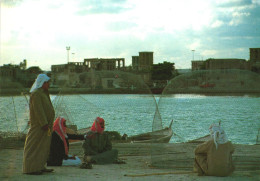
[131,52,154,71]
[205,58,248,70]
[250,48,260,62]
[132,56,139,71]
[192,61,205,71]
[249,48,260,73]
[84,58,125,71]
[139,52,153,71]
[51,62,87,73]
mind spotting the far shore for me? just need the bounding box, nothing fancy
[0,87,260,96]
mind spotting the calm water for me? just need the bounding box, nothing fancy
[0,94,259,144]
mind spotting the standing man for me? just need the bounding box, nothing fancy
[23,74,55,175]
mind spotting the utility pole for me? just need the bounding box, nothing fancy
[66,46,70,63]
[191,50,195,61]
[192,50,195,61]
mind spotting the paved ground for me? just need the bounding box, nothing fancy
[0,142,260,181]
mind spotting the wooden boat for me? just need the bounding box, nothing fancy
[126,120,173,143]
[190,127,260,145]
[187,134,211,143]
[256,128,260,145]
[199,82,215,88]
[70,120,173,144]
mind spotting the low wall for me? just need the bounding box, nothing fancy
[0,87,260,96]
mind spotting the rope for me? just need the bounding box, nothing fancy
[124,171,194,177]
[20,92,30,133]
[21,92,29,105]
[12,96,19,133]
[78,94,103,113]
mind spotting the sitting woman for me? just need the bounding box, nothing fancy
[81,117,124,168]
[47,117,85,166]
[194,124,235,177]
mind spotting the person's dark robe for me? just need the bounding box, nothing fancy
[47,132,84,166]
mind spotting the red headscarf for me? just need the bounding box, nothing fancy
[53,117,68,155]
[90,117,105,134]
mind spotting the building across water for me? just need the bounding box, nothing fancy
[192,48,260,72]
[1,48,260,94]
[51,52,154,88]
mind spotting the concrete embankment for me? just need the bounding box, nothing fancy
[1,87,260,96]
[1,141,259,181]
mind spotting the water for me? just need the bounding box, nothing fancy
[0,94,259,145]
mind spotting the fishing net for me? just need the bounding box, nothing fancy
[52,70,158,136]
[0,82,30,147]
[0,96,29,135]
[0,70,160,149]
[1,68,260,170]
[150,69,260,168]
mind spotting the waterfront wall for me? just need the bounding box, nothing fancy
[1,87,260,96]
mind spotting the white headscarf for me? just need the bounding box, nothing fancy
[30,74,50,93]
[209,124,228,149]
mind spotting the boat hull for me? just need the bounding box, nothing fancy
[127,127,173,143]
[70,120,174,144]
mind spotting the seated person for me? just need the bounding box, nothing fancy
[81,117,125,168]
[194,124,235,177]
[47,117,85,166]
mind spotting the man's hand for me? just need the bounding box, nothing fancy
[41,124,49,131]
[69,155,76,160]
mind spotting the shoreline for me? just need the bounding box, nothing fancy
[0,87,260,96]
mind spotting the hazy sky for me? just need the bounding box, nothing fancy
[1,0,260,70]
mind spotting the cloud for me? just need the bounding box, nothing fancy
[76,0,132,15]
[201,49,218,57]
[214,4,260,37]
[1,0,24,7]
[208,0,260,35]
[211,20,224,28]
[1,0,260,70]
[216,0,253,8]
[211,0,259,27]
[46,1,65,9]
[106,21,137,31]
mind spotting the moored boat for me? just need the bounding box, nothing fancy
[70,120,173,144]
[127,120,173,143]
[256,128,260,145]
[187,134,211,143]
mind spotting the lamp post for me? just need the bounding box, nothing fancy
[191,50,195,61]
[66,46,70,63]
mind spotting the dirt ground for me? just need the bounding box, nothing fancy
[0,142,259,181]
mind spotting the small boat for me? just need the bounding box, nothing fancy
[71,120,173,144]
[199,82,215,88]
[150,87,164,94]
[256,128,260,145]
[190,128,260,145]
[126,120,173,143]
[188,134,211,143]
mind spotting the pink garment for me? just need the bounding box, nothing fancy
[53,117,68,155]
[90,117,105,134]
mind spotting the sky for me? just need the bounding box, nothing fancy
[1,0,260,70]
